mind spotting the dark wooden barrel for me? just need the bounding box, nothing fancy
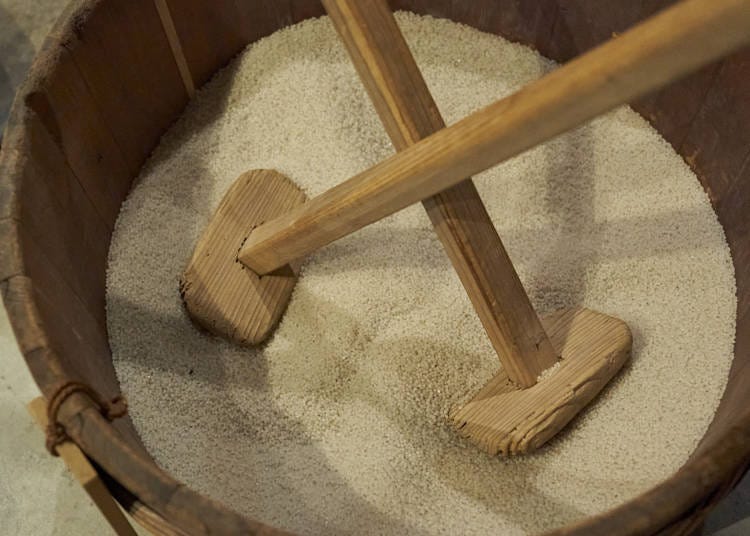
[1,0,748,534]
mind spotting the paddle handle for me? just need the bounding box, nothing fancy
[321,0,557,385]
[240,0,750,273]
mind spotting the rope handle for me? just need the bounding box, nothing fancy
[45,381,127,456]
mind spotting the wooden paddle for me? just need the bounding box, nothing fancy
[238,0,750,275]
[184,0,750,454]
[321,0,557,386]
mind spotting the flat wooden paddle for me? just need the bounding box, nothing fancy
[322,0,557,387]
[317,0,632,455]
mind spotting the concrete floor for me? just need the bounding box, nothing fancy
[0,308,122,534]
[0,1,747,534]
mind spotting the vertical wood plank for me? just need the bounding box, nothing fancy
[17,111,112,329]
[289,0,325,23]
[678,50,750,204]
[165,0,253,88]
[60,0,189,177]
[633,62,722,153]
[154,0,197,98]
[233,0,294,42]
[23,46,130,225]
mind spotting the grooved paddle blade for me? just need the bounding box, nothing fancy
[451,308,632,456]
[181,169,307,345]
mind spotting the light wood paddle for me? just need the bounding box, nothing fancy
[182,0,750,454]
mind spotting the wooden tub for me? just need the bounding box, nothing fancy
[1,0,748,534]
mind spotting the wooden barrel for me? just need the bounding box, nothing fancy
[1,0,748,534]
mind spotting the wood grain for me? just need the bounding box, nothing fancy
[3,97,146,451]
[238,0,750,275]
[164,0,264,88]
[22,34,131,225]
[154,0,196,98]
[55,0,189,176]
[27,397,138,536]
[2,0,750,534]
[451,308,632,455]
[322,0,557,386]
[18,106,112,332]
[107,477,193,536]
[181,170,306,345]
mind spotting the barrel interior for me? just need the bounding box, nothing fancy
[1,0,748,534]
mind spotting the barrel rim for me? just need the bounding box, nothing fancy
[1,0,749,534]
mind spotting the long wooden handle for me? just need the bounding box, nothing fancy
[322,0,557,386]
[239,0,750,273]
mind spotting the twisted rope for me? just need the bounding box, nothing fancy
[45,381,127,456]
